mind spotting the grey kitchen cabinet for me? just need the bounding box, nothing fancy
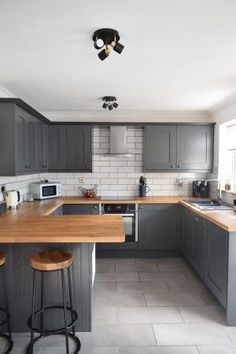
[48,125,92,172]
[66,125,92,171]
[48,125,66,170]
[181,207,192,260]
[36,122,48,172]
[138,204,179,250]
[144,125,177,170]
[177,125,213,171]
[205,221,228,307]
[144,124,214,172]
[191,214,206,279]
[51,206,63,215]
[62,204,99,215]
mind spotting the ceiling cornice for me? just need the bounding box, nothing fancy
[208,93,236,115]
[42,109,212,123]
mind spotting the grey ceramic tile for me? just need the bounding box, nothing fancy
[153,323,231,345]
[179,305,225,324]
[166,279,208,293]
[95,291,146,307]
[145,292,206,306]
[120,346,199,354]
[156,258,187,266]
[94,306,118,324]
[117,281,168,293]
[97,258,136,265]
[197,344,236,354]
[224,327,236,344]
[83,324,157,346]
[118,306,183,324]
[96,272,139,282]
[139,272,187,282]
[94,281,117,292]
[96,263,116,273]
[199,291,218,305]
[80,347,119,354]
[116,263,159,272]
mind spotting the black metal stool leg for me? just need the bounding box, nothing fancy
[40,272,44,336]
[68,266,75,337]
[2,265,12,342]
[30,270,37,354]
[61,269,69,354]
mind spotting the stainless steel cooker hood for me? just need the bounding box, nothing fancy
[109,126,131,156]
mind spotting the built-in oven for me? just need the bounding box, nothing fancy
[101,204,138,242]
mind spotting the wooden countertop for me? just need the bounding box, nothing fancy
[1,196,236,243]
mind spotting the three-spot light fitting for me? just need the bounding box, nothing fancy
[102,96,118,110]
[93,28,124,61]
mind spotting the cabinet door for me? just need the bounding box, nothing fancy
[62,204,99,215]
[181,207,192,259]
[138,204,178,250]
[66,126,92,171]
[15,109,36,173]
[205,222,228,307]
[144,125,177,171]
[36,123,48,172]
[177,125,213,171]
[191,215,206,279]
[48,125,66,170]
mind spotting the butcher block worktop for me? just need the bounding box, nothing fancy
[0,196,236,243]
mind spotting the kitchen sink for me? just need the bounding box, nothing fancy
[184,199,233,210]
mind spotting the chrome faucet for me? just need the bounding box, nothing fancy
[204,179,222,202]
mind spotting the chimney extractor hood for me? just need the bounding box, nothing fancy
[109,126,131,156]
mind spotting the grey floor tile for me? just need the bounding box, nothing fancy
[197,344,236,354]
[145,292,206,306]
[224,327,236,344]
[95,291,146,307]
[116,263,159,272]
[153,323,231,345]
[97,258,136,265]
[199,291,218,305]
[94,281,117,292]
[94,306,118,325]
[139,272,187,282]
[166,279,208,293]
[118,306,183,324]
[120,346,199,354]
[97,263,116,273]
[117,281,169,293]
[83,324,157,346]
[80,347,119,354]
[96,272,139,282]
[179,305,225,324]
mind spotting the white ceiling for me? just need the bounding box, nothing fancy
[1,0,236,121]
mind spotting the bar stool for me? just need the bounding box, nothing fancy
[26,249,81,354]
[0,252,13,354]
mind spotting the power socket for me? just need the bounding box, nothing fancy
[78,177,84,184]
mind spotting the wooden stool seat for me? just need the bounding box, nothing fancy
[31,250,74,271]
[0,252,6,267]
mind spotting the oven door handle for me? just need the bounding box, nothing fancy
[102,213,135,217]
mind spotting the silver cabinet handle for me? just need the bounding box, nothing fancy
[170,164,176,168]
[177,164,182,168]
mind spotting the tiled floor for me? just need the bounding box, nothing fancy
[1,257,236,353]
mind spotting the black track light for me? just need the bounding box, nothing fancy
[108,105,113,111]
[113,102,118,108]
[112,42,124,54]
[93,28,124,61]
[102,102,109,109]
[102,96,119,110]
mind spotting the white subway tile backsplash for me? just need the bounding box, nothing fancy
[0,126,205,199]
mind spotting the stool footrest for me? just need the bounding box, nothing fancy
[0,333,14,354]
[27,305,78,335]
[26,332,81,354]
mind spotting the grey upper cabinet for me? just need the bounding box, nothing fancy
[36,122,48,172]
[177,125,213,170]
[144,124,214,172]
[205,221,228,307]
[144,125,176,170]
[66,126,92,171]
[48,125,92,172]
[138,204,179,250]
[48,125,66,170]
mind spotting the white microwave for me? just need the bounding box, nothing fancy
[29,182,62,200]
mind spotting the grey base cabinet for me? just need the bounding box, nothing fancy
[51,204,99,216]
[138,204,178,250]
[205,222,228,307]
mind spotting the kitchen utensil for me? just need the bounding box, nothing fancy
[192,180,210,198]
[5,190,20,209]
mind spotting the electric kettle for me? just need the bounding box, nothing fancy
[5,190,21,209]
